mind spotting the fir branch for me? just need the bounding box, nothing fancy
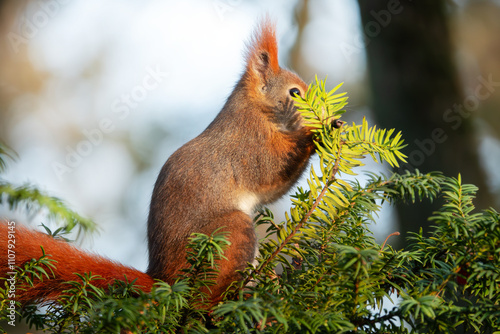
[250,129,345,282]
[0,182,96,233]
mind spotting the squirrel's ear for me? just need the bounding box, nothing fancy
[245,19,280,86]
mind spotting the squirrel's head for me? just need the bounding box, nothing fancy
[243,20,308,131]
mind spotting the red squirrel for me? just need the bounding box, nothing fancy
[0,20,314,306]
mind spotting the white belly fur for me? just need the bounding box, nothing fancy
[237,192,261,216]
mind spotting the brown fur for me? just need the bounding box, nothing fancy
[147,20,313,301]
[0,20,313,307]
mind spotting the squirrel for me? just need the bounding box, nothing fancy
[0,20,314,307]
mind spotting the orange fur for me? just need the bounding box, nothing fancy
[0,223,154,305]
[244,20,282,100]
[246,20,280,74]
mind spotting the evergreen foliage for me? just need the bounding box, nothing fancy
[1,78,499,333]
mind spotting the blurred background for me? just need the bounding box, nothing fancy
[1,0,499,295]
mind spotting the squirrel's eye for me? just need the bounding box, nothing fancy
[289,88,301,97]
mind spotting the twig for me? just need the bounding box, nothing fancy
[380,231,400,252]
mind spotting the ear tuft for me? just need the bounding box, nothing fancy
[245,18,280,79]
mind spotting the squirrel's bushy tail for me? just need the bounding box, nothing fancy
[0,222,154,305]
